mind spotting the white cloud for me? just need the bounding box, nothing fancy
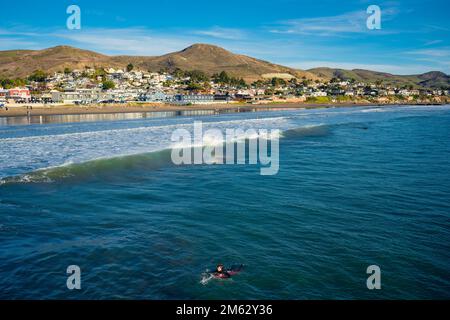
[52,26,249,56]
[193,27,246,40]
[424,40,443,46]
[406,48,450,58]
[0,28,40,37]
[0,37,41,50]
[52,28,198,55]
[269,8,398,36]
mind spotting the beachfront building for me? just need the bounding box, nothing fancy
[0,88,7,105]
[51,89,103,104]
[0,88,8,98]
[213,94,232,103]
[173,94,215,104]
[173,94,232,105]
[8,87,31,102]
[139,91,173,103]
[52,88,146,104]
[107,89,144,102]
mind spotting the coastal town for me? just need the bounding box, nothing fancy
[0,65,449,112]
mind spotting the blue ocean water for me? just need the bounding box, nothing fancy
[0,105,449,299]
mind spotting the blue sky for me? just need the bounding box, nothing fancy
[1,0,449,74]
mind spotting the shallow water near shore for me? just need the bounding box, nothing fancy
[0,105,449,299]
[0,105,305,126]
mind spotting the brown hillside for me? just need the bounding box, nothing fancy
[0,44,317,83]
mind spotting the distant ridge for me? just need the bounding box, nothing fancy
[307,67,450,89]
[0,44,448,88]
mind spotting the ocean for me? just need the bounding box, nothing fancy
[0,105,449,299]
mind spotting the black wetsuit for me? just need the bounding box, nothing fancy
[214,271,231,278]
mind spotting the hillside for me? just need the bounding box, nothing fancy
[0,44,317,83]
[0,44,448,88]
[111,44,319,82]
[0,46,123,78]
[307,67,450,89]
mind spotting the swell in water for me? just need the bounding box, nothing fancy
[3,105,448,185]
[0,123,329,185]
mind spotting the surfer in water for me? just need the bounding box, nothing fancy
[213,264,243,279]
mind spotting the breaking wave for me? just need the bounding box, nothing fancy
[0,123,330,185]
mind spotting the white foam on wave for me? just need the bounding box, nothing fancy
[0,116,288,143]
[0,115,290,180]
[171,127,283,150]
[200,273,215,285]
[360,107,396,113]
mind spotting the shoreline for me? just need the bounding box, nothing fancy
[0,101,446,118]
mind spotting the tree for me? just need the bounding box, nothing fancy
[173,68,185,78]
[91,68,106,81]
[163,80,174,87]
[238,78,247,88]
[271,77,286,87]
[28,70,47,82]
[186,82,204,91]
[252,80,267,88]
[0,78,26,89]
[64,67,72,75]
[218,71,230,84]
[102,80,115,90]
[126,63,134,72]
[186,70,209,82]
[330,77,339,83]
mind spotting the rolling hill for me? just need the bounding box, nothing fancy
[0,44,448,88]
[111,44,319,82]
[307,67,450,89]
[0,44,318,83]
[0,46,121,78]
